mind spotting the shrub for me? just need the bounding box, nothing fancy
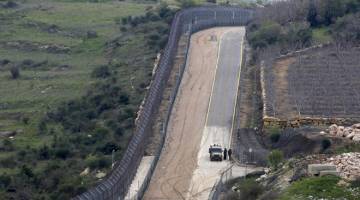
[350,178,360,188]
[249,21,281,49]
[91,65,111,78]
[268,150,284,169]
[86,155,111,170]
[0,173,11,188]
[38,120,48,134]
[0,156,17,168]
[22,116,30,125]
[2,139,14,151]
[54,148,70,160]
[96,142,119,155]
[20,165,34,178]
[38,145,50,160]
[321,138,331,150]
[270,132,280,143]
[10,66,20,79]
[238,178,264,200]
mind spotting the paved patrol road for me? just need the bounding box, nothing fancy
[144,27,245,200]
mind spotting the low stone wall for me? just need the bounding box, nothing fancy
[263,116,360,129]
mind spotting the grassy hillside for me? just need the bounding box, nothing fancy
[0,0,176,199]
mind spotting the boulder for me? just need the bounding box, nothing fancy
[352,123,360,129]
[96,171,106,179]
[343,127,353,137]
[308,164,337,175]
[353,135,360,142]
[329,124,338,135]
[346,132,355,139]
[80,167,90,176]
[354,129,360,135]
[337,126,345,137]
[0,131,16,137]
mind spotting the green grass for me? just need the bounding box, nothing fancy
[0,0,171,198]
[0,0,147,132]
[312,27,333,44]
[0,0,149,187]
[279,176,360,200]
[25,1,147,36]
[335,143,360,154]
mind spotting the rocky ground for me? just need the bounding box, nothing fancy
[321,123,360,142]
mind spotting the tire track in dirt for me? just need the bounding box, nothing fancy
[144,28,236,200]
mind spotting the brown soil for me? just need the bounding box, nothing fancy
[144,27,233,200]
[146,36,188,156]
[271,57,297,119]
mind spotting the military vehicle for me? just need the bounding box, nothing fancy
[209,144,223,161]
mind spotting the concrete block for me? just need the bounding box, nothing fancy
[320,170,340,177]
[308,164,336,175]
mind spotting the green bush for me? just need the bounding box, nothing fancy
[0,173,11,189]
[238,178,265,200]
[248,21,281,49]
[10,66,20,79]
[54,148,70,160]
[86,155,111,170]
[270,132,281,143]
[268,150,284,169]
[2,139,14,151]
[20,165,34,178]
[91,65,111,79]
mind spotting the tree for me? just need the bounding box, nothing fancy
[91,65,111,79]
[307,0,318,27]
[38,145,50,160]
[10,66,20,79]
[268,150,283,169]
[21,165,34,178]
[2,139,14,151]
[321,0,346,25]
[38,120,48,134]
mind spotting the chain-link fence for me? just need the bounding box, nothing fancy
[73,6,253,200]
[208,164,234,200]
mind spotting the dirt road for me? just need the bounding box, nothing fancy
[144,27,245,200]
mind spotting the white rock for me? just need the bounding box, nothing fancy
[320,131,326,135]
[329,124,338,135]
[264,168,271,174]
[352,123,360,129]
[354,129,360,135]
[260,174,267,179]
[352,135,360,142]
[96,171,106,179]
[80,167,90,176]
[337,126,345,137]
[344,127,353,137]
[347,133,356,139]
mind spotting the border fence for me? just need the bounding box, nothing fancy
[73,6,253,200]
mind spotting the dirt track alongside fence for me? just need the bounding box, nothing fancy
[144,27,236,200]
